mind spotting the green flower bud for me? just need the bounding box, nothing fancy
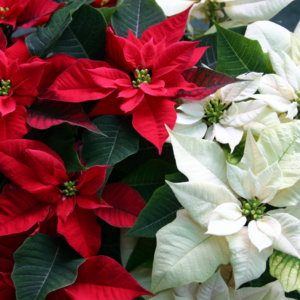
[256,209,262,215]
[245,203,251,210]
[251,210,255,215]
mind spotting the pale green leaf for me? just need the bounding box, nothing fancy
[257,122,300,189]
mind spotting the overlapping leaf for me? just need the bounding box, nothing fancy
[121,159,178,202]
[52,4,107,60]
[26,0,87,58]
[111,0,166,39]
[215,23,274,77]
[176,67,241,100]
[12,234,85,300]
[82,116,139,195]
[125,173,185,238]
[27,99,101,134]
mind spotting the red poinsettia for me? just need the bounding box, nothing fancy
[41,8,209,153]
[0,233,152,300]
[0,139,109,258]
[0,0,63,28]
[0,49,47,117]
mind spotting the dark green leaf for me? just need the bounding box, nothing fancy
[115,136,176,175]
[121,159,178,202]
[111,0,165,39]
[125,173,186,237]
[98,6,121,22]
[196,26,247,70]
[82,116,139,195]
[126,238,156,272]
[26,0,87,58]
[12,234,85,300]
[24,124,85,174]
[215,23,274,77]
[53,4,107,60]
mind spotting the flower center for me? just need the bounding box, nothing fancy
[241,198,266,221]
[0,7,9,20]
[132,69,151,88]
[204,99,226,123]
[100,0,109,6]
[296,91,300,108]
[62,181,78,197]
[0,79,11,96]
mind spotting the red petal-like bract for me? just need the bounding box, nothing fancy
[0,184,50,236]
[65,256,153,299]
[97,183,146,227]
[140,6,191,47]
[0,105,28,141]
[5,39,31,65]
[0,139,65,197]
[132,96,176,153]
[57,207,101,258]
[41,59,113,102]
[16,0,65,29]
[27,99,101,134]
[175,67,242,100]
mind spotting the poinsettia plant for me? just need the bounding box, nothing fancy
[0,0,300,299]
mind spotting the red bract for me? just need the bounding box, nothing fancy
[0,140,109,258]
[41,8,209,153]
[0,105,27,141]
[97,183,146,227]
[0,49,47,116]
[16,0,65,29]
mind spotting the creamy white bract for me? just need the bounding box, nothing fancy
[150,123,300,295]
[172,72,279,152]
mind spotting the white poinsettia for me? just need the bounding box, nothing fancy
[172,72,279,151]
[254,49,300,119]
[164,126,300,288]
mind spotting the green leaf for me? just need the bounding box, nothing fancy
[125,173,186,238]
[82,116,139,195]
[52,4,107,60]
[196,26,247,70]
[98,6,121,23]
[111,0,165,39]
[126,238,156,272]
[215,23,274,77]
[26,0,87,58]
[269,249,300,293]
[24,124,85,174]
[121,159,178,202]
[12,234,85,300]
[115,136,176,175]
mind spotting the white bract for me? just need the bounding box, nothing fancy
[159,126,300,289]
[172,72,279,152]
[254,49,300,119]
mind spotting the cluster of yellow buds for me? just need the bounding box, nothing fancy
[0,79,11,96]
[241,199,266,220]
[204,99,226,123]
[62,181,78,197]
[0,7,9,20]
[132,69,151,88]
